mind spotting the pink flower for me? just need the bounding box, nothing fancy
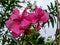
[35,8,49,31]
[35,8,49,23]
[25,13,41,31]
[5,7,49,37]
[25,8,49,31]
[5,8,31,38]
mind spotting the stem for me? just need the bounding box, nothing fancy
[23,41,27,45]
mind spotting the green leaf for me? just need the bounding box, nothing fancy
[15,5,22,8]
[49,15,54,27]
[47,21,50,27]
[50,2,54,9]
[23,41,27,45]
[6,34,20,45]
[47,5,51,11]
[41,23,46,27]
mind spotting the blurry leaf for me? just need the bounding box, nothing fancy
[47,21,50,27]
[41,23,46,27]
[46,1,58,28]
[49,15,54,27]
[6,34,20,45]
[47,5,51,11]
[15,5,22,8]
[37,37,45,45]
[50,2,54,9]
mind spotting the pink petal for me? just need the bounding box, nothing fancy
[5,19,20,30]
[10,8,21,21]
[26,13,38,24]
[36,23,41,31]
[12,8,20,15]
[40,12,49,22]
[5,19,14,30]
[10,14,21,21]
[35,8,44,17]
[10,8,21,20]
[20,19,31,29]
[22,7,28,18]
[11,25,24,38]
[5,19,24,38]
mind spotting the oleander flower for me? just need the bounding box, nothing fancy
[34,8,49,31]
[5,7,49,38]
[5,8,31,38]
[26,8,49,31]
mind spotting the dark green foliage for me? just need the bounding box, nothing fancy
[49,15,54,27]
[46,1,60,45]
[0,0,23,28]
[2,29,45,45]
[22,29,45,45]
[46,1,60,27]
[45,41,54,45]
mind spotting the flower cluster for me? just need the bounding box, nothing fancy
[5,7,49,38]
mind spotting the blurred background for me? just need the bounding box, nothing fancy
[0,0,60,45]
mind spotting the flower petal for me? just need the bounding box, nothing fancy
[40,12,49,22]
[10,14,21,21]
[5,19,20,30]
[12,8,20,15]
[10,8,21,21]
[36,23,41,31]
[20,19,31,29]
[26,13,38,24]
[11,25,24,38]
[22,7,28,18]
[5,19,14,30]
[35,8,44,17]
